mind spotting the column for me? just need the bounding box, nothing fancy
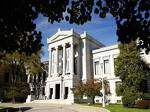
[110,55,114,78]
[77,45,80,76]
[70,42,74,75]
[52,85,55,99]
[48,48,52,77]
[27,74,30,83]
[55,46,59,76]
[63,44,66,75]
[60,76,64,99]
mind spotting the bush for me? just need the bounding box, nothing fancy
[136,100,150,109]
[122,88,142,108]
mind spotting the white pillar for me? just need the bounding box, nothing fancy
[49,48,52,77]
[77,45,80,76]
[55,47,59,76]
[60,76,64,99]
[52,85,55,99]
[110,55,115,77]
[63,44,66,75]
[27,74,30,83]
[70,42,74,75]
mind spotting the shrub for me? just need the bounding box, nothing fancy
[136,100,150,109]
[122,87,142,108]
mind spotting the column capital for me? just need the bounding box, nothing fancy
[62,44,66,47]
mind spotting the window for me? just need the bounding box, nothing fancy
[34,75,36,83]
[49,88,53,99]
[64,87,68,99]
[104,59,110,74]
[94,61,99,75]
[43,71,46,82]
[74,57,77,75]
[42,87,45,95]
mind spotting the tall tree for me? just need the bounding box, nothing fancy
[0,51,42,103]
[115,41,150,107]
[0,0,149,56]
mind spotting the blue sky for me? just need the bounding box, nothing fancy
[35,14,118,61]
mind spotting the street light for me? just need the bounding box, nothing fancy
[100,63,105,108]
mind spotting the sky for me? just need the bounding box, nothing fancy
[34,14,118,62]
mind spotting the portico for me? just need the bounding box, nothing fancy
[46,29,82,103]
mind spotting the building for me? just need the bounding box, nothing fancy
[26,61,49,102]
[27,29,150,104]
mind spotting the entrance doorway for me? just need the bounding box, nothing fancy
[49,88,53,99]
[55,84,60,99]
[64,87,68,99]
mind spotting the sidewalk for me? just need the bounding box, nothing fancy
[0,103,110,112]
[67,104,110,112]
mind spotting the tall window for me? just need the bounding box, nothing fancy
[104,59,110,74]
[74,57,77,74]
[94,61,99,75]
[65,47,70,73]
[58,48,63,75]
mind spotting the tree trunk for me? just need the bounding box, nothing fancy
[91,96,95,104]
[12,96,15,104]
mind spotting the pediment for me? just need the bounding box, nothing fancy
[51,33,69,41]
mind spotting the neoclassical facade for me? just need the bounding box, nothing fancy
[27,29,150,104]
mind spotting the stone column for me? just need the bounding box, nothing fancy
[70,42,74,75]
[52,85,55,99]
[55,46,59,76]
[62,44,66,75]
[77,45,80,76]
[27,74,30,83]
[60,76,64,99]
[48,48,52,77]
[110,55,114,78]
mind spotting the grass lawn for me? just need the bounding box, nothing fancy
[106,104,150,112]
[78,103,150,112]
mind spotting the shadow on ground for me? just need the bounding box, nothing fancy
[0,107,32,112]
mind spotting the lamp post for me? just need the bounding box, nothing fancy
[100,63,105,108]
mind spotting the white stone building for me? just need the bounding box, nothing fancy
[27,29,150,104]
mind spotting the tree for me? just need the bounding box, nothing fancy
[0,0,43,57]
[0,0,149,56]
[66,0,150,53]
[115,41,150,107]
[73,79,110,104]
[84,79,101,104]
[0,51,42,103]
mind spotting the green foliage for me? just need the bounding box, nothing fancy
[122,87,142,108]
[115,41,150,107]
[0,0,149,56]
[116,82,123,96]
[0,51,41,102]
[6,82,30,102]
